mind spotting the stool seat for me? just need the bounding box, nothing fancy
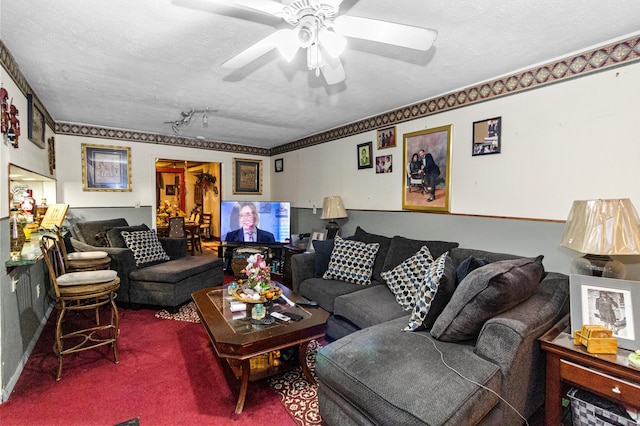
[66,255,111,272]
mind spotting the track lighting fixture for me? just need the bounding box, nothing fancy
[164,108,216,134]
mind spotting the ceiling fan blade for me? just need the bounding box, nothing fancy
[222,29,296,69]
[319,28,347,58]
[322,54,346,85]
[205,0,284,16]
[334,15,437,51]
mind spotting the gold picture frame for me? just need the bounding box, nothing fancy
[233,158,262,195]
[377,126,396,149]
[403,125,452,212]
[82,143,132,191]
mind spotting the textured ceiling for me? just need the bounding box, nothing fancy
[2,0,640,149]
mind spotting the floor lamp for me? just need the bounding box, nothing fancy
[560,198,640,279]
[321,196,347,239]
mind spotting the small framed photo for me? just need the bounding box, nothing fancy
[82,143,132,191]
[275,158,284,173]
[233,158,262,195]
[375,155,392,174]
[472,116,501,156]
[570,274,639,351]
[357,141,373,169]
[377,126,396,149]
[307,229,327,252]
[165,184,176,196]
[27,94,45,149]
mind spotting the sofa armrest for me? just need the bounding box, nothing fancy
[474,272,569,423]
[159,237,187,259]
[291,252,316,293]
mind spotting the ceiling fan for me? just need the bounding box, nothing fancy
[211,0,438,85]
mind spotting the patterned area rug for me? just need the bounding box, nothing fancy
[156,302,323,425]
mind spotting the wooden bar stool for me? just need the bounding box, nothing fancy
[40,234,121,380]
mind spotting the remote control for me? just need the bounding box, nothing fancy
[296,300,318,307]
[270,312,291,322]
[282,311,304,321]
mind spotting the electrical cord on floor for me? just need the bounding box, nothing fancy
[414,333,530,426]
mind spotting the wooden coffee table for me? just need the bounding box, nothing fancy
[192,281,329,414]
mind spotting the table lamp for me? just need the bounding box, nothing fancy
[560,198,640,279]
[321,196,347,239]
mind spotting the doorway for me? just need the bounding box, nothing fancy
[155,159,222,239]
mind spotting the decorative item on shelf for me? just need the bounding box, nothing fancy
[560,198,640,279]
[195,172,218,196]
[630,350,640,368]
[573,324,618,354]
[9,209,26,260]
[232,253,282,303]
[321,195,348,239]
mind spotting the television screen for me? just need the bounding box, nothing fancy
[220,201,291,244]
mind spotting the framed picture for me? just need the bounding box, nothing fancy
[472,116,501,156]
[357,141,373,169]
[82,143,132,191]
[377,126,396,149]
[307,229,327,252]
[570,274,639,351]
[27,94,45,148]
[233,158,262,194]
[275,158,284,173]
[403,125,452,212]
[165,184,176,196]
[375,155,393,174]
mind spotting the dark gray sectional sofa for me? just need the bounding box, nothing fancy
[69,218,223,311]
[291,227,569,425]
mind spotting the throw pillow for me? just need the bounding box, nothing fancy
[404,252,450,331]
[121,229,170,267]
[322,236,380,286]
[353,226,393,283]
[380,245,434,311]
[313,239,335,277]
[381,235,459,272]
[106,224,150,248]
[430,256,545,342]
[456,255,489,284]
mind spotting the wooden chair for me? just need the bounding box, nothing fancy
[200,213,212,240]
[39,234,121,380]
[55,228,111,272]
[168,216,187,238]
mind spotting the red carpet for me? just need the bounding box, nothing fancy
[0,305,295,425]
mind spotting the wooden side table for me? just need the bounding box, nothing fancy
[539,314,640,425]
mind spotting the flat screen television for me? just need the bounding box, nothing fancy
[220,201,291,244]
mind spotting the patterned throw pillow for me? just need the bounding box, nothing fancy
[404,252,449,331]
[322,236,380,285]
[380,245,434,311]
[121,230,170,267]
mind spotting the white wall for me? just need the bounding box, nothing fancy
[272,63,640,221]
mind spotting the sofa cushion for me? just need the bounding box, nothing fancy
[431,255,545,342]
[312,239,334,277]
[456,255,489,283]
[71,218,129,246]
[323,236,380,286]
[316,317,502,426]
[333,285,407,329]
[121,230,170,267]
[299,277,374,313]
[380,245,434,311]
[353,226,392,283]
[422,253,458,330]
[129,256,222,284]
[405,252,453,331]
[106,224,150,248]
[381,235,459,272]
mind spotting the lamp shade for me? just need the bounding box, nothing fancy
[560,199,640,255]
[321,196,347,220]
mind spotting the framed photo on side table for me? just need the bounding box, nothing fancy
[307,229,327,252]
[82,143,132,191]
[233,158,262,194]
[570,274,639,351]
[27,94,45,148]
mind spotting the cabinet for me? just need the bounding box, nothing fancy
[539,314,640,425]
